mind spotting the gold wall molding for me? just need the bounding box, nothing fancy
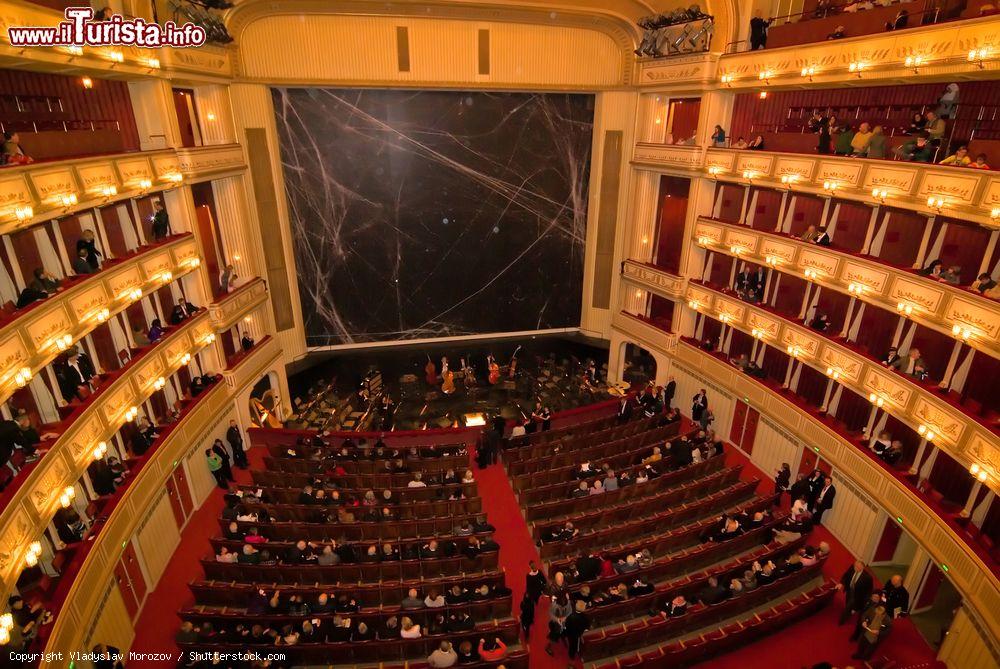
[0,309,218,604]
[208,277,268,332]
[0,145,246,232]
[693,217,1000,361]
[0,235,199,408]
[716,15,1000,90]
[611,313,1000,645]
[621,259,689,298]
[635,52,719,88]
[631,143,706,171]
[40,335,282,661]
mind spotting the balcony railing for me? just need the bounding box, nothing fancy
[40,335,282,660]
[208,277,268,333]
[611,311,1000,644]
[0,234,200,408]
[0,145,246,232]
[0,309,217,603]
[693,217,1000,360]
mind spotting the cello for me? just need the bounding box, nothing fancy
[487,355,500,385]
[507,345,522,379]
[442,369,456,394]
[425,356,437,385]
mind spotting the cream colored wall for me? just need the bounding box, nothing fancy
[939,606,1000,669]
[238,15,626,89]
[134,489,182,585]
[752,419,803,487]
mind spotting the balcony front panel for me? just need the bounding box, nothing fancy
[703,149,1000,226]
[0,146,246,232]
[208,277,268,332]
[611,314,1000,641]
[635,52,718,88]
[631,143,706,172]
[621,260,688,298]
[716,16,1000,90]
[693,217,1000,360]
[0,234,199,407]
[0,311,216,600]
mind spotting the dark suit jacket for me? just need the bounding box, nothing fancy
[226,426,243,451]
[840,566,874,610]
[170,301,198,325]
[815,484,836,511]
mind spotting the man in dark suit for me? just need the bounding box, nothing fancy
[170,297,198,325]
[691,389,708,422]
[813,227,832,246]
[574,552,601,582]
[563,600,591,662]
[812,476,836,524]
[663,376,676,408]
[226,420,248,469]
[881,346,903,370]
[882,574,910,618]
[838,560,874,625]
[151,200,171,240]
[616,395,633,424]
[57,350,96,401]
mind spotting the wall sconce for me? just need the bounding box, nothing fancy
[896,301,914,316]
[800,66,817,80]
[927,196,946,213]
[232,253,242,262]
[101,185,118,199]
[871,188,888,204]
[718,312,733,324]
[158,270,173,283]
[742,170,756,182]
[951,324,974,340]
[803,268,820,281]
[123,406,139,422]
[968,47,991,68]
[720,73,735,86]
[848,61,867,77]
[59,486,76,508]
[847,282,866,296]
[640,236,649,246]
[181,353,192,365]
[153,376,166,391]
[970,463,989,483]
[243,316,253,324]
[185,257,202,269]
[917,424,936,441]
[708,166,723,177]
[904,55,925,72]
[696,236,711,246]
[825,366,841,380]
[138,178,153,192]
[13,367,31,388]
[0,612,12,645]
[780,174,799,188]
[50,334,73,352]
[118,287,142,302]
[147,57,161,69]
[93,307,110,323]
[165,173,183,184]
[203,333,217,345]
[14,205,33,223]
[24,541,42,568]
[108,50,124,63]
[65,46,83,57]
[991,208,1000,223]
[81,76,93,89]
[730,245,745,256]
[786,345,802,358]
[688,299,700,310]
[758,91,768,100]
[61,193,78,209]
[92,441,108,460]
[822,181,839,193]
[751,328,767,340]
[765,255,782,267]
[868,392,885,408]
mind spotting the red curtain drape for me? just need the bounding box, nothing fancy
[929,449,974,506]
[750,187,784,231]
[716,184,746,223]
[834,386,870,434]
[796,364,829,408]
[669,98,701,142]
[786,194,826,238]
[653,176,692,274]
[852,304,898,358]
[831,200,873,254]
[936,218,993,287]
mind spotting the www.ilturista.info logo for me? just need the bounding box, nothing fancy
[7,7,207,49]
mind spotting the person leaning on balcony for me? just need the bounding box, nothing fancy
[813,226,832,246]
[1,132,32,166]
[924,111,946,143]
[171,296,199,324]
[884,8,908,30]
[748,10,772,50]
[711,125,726,147]
[881,346,903,369]
[972,272,998,294]
[900,348,926,378]
[895,134,934,162]
[939,145,971,166]
[850,123,873,156]
[800,224,818,242]
[77,230,103,271]
[938,265,962,285]
[969,153,991,170]
[30,268,60,294]
[861,126,887,159]
[834,125,856,156]
[826,25,847,39]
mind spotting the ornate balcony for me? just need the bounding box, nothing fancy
[0,234,200,408]
[611,313,1000,643]
[40,335,282,658]
[0,146,246,232]
[0,310,217,602]
[622,260,688,299]
[631,142,706,172]
[693,217,1000,359]
[635,52,718,87]
[208,278,268,332]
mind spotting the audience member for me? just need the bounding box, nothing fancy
[151,200,171,239]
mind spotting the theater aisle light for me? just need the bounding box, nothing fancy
[868,392,885,408]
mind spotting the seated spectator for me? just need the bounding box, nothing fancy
[401,588,424,609]
[30,268,61,295]
[863,126,888,159]
[900,348,926,378]
[408,472,427,487]
[809,311,830,332]
[428,641,458,668]
[615,554,640,574]
[478,637,508,661]
[94,6,114,20]
[881,441,905,465]
[697,576,729,604]
[747,135,765,150]
[925,111,946,143]
[920,258,943,278]
[77,230,103,272]
[827,25,847,39]
[850,123,873,155]
[1,132,32,166]
[711,125,726,147]
[938,265,961,285]
[733,137,748,149]
[896,135,934,162]
[968,153,991,169]
[456,640,478,663]
[939,145,971,166]
[834,125,856,156]
[906,112,927,135]
[170,297,199,324]
[885,8,908,29]
[813,226,832,246]
[72,248,94,275]
[972,273,998,294]
[148,318,165,343]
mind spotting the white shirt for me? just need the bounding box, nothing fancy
[511,425,526,437]
[401,625,421,638]
[408,480,427,488]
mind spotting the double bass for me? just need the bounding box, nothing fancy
[441,369,456,394]
[487,355,501,385]
[508,345,522,379]
[425,356,437,385]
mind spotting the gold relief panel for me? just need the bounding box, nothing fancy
[29,458,69,515]
[67,284,112,322]
[723,229,759,253]
[714,296,746,322]
[171,240,200,265]
[66,414,104,464]
[0,333,30,375]
[736,153,774,176]
[140,252,172,278]
[105,265,143,299]
[779,328,820,357]
[816,346,863,384]
[694,222,724,244]
[116,158,154,186]
[746,311,781,339]
[686,285,716,308]
[917,170,982,205]
[632,144,704,168]
[0,510,32,580]
[705,151,736,172]
[864,365,913,409]
[888,276,944,313]
[76,163,118,195]
[842,261,890,294]
[912,397,966,444]
[798,249,840,277]
[759,238,798,263]
[133,355,163,390]
[24,305,73,350]
[965,434,1000,473]
[943,295,1000,341]
[775,157,816,181]
[862,166,917,193]
[983,178,1000,207]
[152,156,181,179]
[100,382,137,426]
[0,174,32,209]
[29,168,79,203]
[163,337,190,366]
[817,161,862,187]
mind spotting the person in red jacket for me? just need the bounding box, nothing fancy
[478,637,507,661]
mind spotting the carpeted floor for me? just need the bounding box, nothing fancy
[130,416,940,669]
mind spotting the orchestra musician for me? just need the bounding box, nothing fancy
[488,355,501,385]
[425,357,437,385]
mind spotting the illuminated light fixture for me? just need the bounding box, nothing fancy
[688,299,700,310]
[185,257,202,269]
[181,353,192,365]
[757,69,773,84]
[108,50,124,63]
[800,66,817,80]
[848,61,867,76]
[138,178,153,191]
[951,324,974,340]
[904,55,925,72]
[765,255,782,267]
[825,366,841,380]
[742,170,756,181]
[92,441,108,460]
[147,57,160,69]
[59,486,76,508]
[822,180,839,192]
[51,334,73,352]
[81,76,93,89]
[641,236,649,245]
[968,47,991,68]
[708,166,723,177]
[203,333,217,345]
[751,328,767,340]
[927,196,946,212]
[758,91,768,100]
[24,551,38,568]
[165,173,183,184]
[93,307,110,323]
[243,316,253,323]
[848,282,866,296]
[159,270,173,283]
[13,367,31,388]
[61,193,78,208]
[654,117,662,125]
[868,392,885,408]
[991,207,1000,222]
[803,268,820,281]
[232,253,241,262]
[696,236,711,246]
[720,73,735,85]
[718,312,733,324]
[64,46,84,56]
[124,406,139,422]
[786,345,802,358]
[780,174,799,187]
[101,184,118,198]
[871,188,888,204]
[153,376,166,391]
[130,288,143,301]
[14,205,33,222]
[970,463,989,482]
[730,245,745,256]
[896,301,914,316]
[917,424,936,441]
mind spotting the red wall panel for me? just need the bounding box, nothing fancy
[653,176,692,274]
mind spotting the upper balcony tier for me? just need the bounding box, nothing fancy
[0,145,246,232]
[691,217,1000,361]
[0,1,234,80]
